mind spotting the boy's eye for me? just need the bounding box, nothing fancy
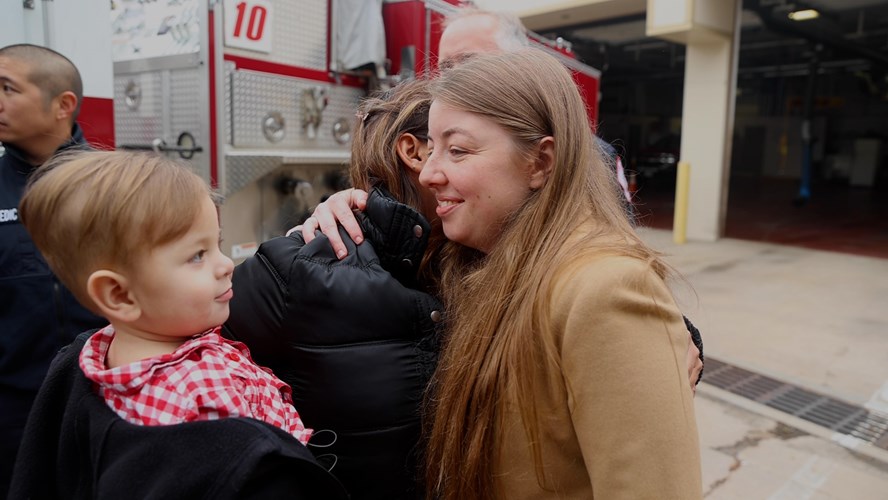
[190,250,206,263]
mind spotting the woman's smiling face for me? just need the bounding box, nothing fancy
[419,101,536,254]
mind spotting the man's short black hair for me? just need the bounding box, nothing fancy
[0,43,84,121]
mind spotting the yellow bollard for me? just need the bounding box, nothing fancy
[673,161,690,244]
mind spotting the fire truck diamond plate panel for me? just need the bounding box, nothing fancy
[170,68,205,150]
[224,62,235,145]
[114,67,205,150]
[114,72,163,147]
[224,0,327,70]
[224,155,286,196]
[229,70,363,150]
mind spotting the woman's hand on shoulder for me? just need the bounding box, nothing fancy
[286,188,369,259]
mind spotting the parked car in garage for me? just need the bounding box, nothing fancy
[635,134,680,181]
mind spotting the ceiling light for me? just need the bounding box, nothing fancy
[788,9,820,21]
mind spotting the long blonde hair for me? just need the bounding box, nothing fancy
[424,49,669,499]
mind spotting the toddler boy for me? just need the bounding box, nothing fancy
[19,150,310,442]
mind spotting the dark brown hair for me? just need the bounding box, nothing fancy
[349,78,444,287]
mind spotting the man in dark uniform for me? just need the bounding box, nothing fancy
[0,43,105,493]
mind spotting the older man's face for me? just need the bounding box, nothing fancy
[437,16,503,71]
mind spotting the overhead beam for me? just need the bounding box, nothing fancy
[747,0,888,68]
[516,0,647,32]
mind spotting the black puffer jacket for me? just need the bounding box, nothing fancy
[224,188,443,500]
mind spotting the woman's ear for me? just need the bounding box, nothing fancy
[87,270,141,323]
[396,133,425,173]
[529,136,555,190]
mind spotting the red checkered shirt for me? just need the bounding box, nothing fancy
[79,325,312,445]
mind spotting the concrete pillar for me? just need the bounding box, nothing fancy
[681,36,737,240]
[647,0,741,241]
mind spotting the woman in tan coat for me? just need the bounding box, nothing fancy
[418,48,702,499]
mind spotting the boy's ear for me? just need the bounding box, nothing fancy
[396,133,425,173]
[87,270,141,323]
[529,136,555,190]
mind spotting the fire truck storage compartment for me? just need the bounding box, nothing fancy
[226,69,363,150]
[114,56,210,181]
[220,62,363,254]
[220,162,349,257]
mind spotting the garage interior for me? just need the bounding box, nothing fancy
[533,0,888,258]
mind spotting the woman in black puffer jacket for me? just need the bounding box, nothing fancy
[223,79,442,500]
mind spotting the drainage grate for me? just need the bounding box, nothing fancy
[703,358,888,451]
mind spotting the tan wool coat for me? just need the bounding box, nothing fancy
[494,252,703,499]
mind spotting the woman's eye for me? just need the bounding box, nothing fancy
[449,148,467,157]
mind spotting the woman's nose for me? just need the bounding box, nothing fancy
[418,156,443,188]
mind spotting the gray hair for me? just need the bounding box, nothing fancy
[445,6,530,52]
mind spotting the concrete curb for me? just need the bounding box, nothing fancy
[698,382,888,467]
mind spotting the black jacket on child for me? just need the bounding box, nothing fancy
[224,188,443,500]
[8,331,347,500]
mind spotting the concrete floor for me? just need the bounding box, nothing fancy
[696,390,888,499]
[638,228,888,499]
[634,177,888,259]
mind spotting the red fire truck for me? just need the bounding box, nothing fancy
[2,0,601,259]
